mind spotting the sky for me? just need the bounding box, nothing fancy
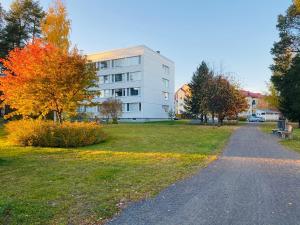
[1,0,292,92]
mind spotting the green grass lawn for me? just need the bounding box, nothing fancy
[0,122,236,225]
[260,122,300,153]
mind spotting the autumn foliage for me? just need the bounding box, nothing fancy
[5,120,105,147]
[0,39,98,122]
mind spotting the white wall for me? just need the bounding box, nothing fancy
[86,45,175,120]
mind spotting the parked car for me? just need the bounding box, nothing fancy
[247,115,265,122]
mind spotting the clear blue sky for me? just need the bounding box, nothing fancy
[2,0,291,92]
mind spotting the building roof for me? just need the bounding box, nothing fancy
[175,84,190,95]
[86,45,174,63]
[240,90,264,98]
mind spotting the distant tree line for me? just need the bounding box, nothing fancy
[269,0,300,127]
[184,61,247,125]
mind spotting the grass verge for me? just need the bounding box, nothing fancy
[0,122,236,225]
[260,122,300,153]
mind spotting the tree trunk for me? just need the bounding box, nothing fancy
[204,114,208,124]
[200,114,204,123]
[298,119,300,128]
[212,113,215,125]
[56,111,63,124]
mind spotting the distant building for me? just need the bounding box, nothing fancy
[86,45,175,121]
[175,84,190,115]
[239,90,280,121]
[256,109,280,121]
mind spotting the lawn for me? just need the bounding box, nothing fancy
[0,121,236,225]
[260,122,300,153]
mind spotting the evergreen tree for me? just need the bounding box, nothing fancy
[184,61,213,122]
[273,55,300,127]
[270,1,300,127]
[0,0,45,58]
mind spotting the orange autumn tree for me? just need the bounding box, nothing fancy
[0,40,98,123]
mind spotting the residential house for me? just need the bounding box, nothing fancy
[174,84,190,115]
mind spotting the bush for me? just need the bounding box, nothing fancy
[5,120,106,147]
[238,117,247,122]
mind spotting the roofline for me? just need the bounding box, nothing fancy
[86,45,174,64]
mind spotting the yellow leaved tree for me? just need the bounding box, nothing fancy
[41,0,71,52]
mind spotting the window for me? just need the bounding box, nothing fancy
[129,103,139,112]
[122,103,141,112]
[104,89,111,97]
[128,87,140,96]
[112,56,141,68]
[162,64,170,75]
[104,75,110,84]
[100,61,109,69]
[112,58,124,68]
[126,56,141,66]
[114,88,125,97]
[162,105,169,112]
[114,74,123,82]
[163,92,169,100]
[78,105,86,112]
[99,75,110,84]
[128,71,141,81]
[162,78,169,88]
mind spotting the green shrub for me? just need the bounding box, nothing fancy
[238,117,247,122]
[5,120,106,147]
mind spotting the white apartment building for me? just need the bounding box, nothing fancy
[85,45,175,121]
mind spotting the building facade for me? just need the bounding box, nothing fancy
[85,45,175,121]
[239,90,280,121]
[174,84,190,115]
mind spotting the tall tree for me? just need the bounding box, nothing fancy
[0,3,4,30]
[208,76,247,125]
[0,0,44,58]
[41,0,71,52]
[273,55,300,127]
[0,40,99,123]
[270,1,300,126]
[184,61,213,122]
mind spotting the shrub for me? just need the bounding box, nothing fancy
[5,120,106,147]
[238,117,247,122]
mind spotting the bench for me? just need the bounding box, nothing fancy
[277,124,293,139]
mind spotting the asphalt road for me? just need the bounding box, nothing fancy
[107,125,300,225]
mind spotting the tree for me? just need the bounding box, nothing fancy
[274,55,300,127]
[100,99,122,124]
[208,76,247,125]
[41,0,71,52]
[184,61,213,122]
[168,109,175,120]
[270,1,300,126]
[264,83,280,110]
[0,3,4,30]
[0,40,99,123]
[0,0,45,58]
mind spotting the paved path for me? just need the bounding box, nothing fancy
[107,125,300,225]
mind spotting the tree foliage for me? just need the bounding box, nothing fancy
[207,76,247,124]
[184,61,213,121]
[273,56,300,125]
[0,40,99,123]
[185,62,247,125]
[270,1,300,126]
[0,0,45,59]
[41,0,71,52]
[100,98,122,124]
